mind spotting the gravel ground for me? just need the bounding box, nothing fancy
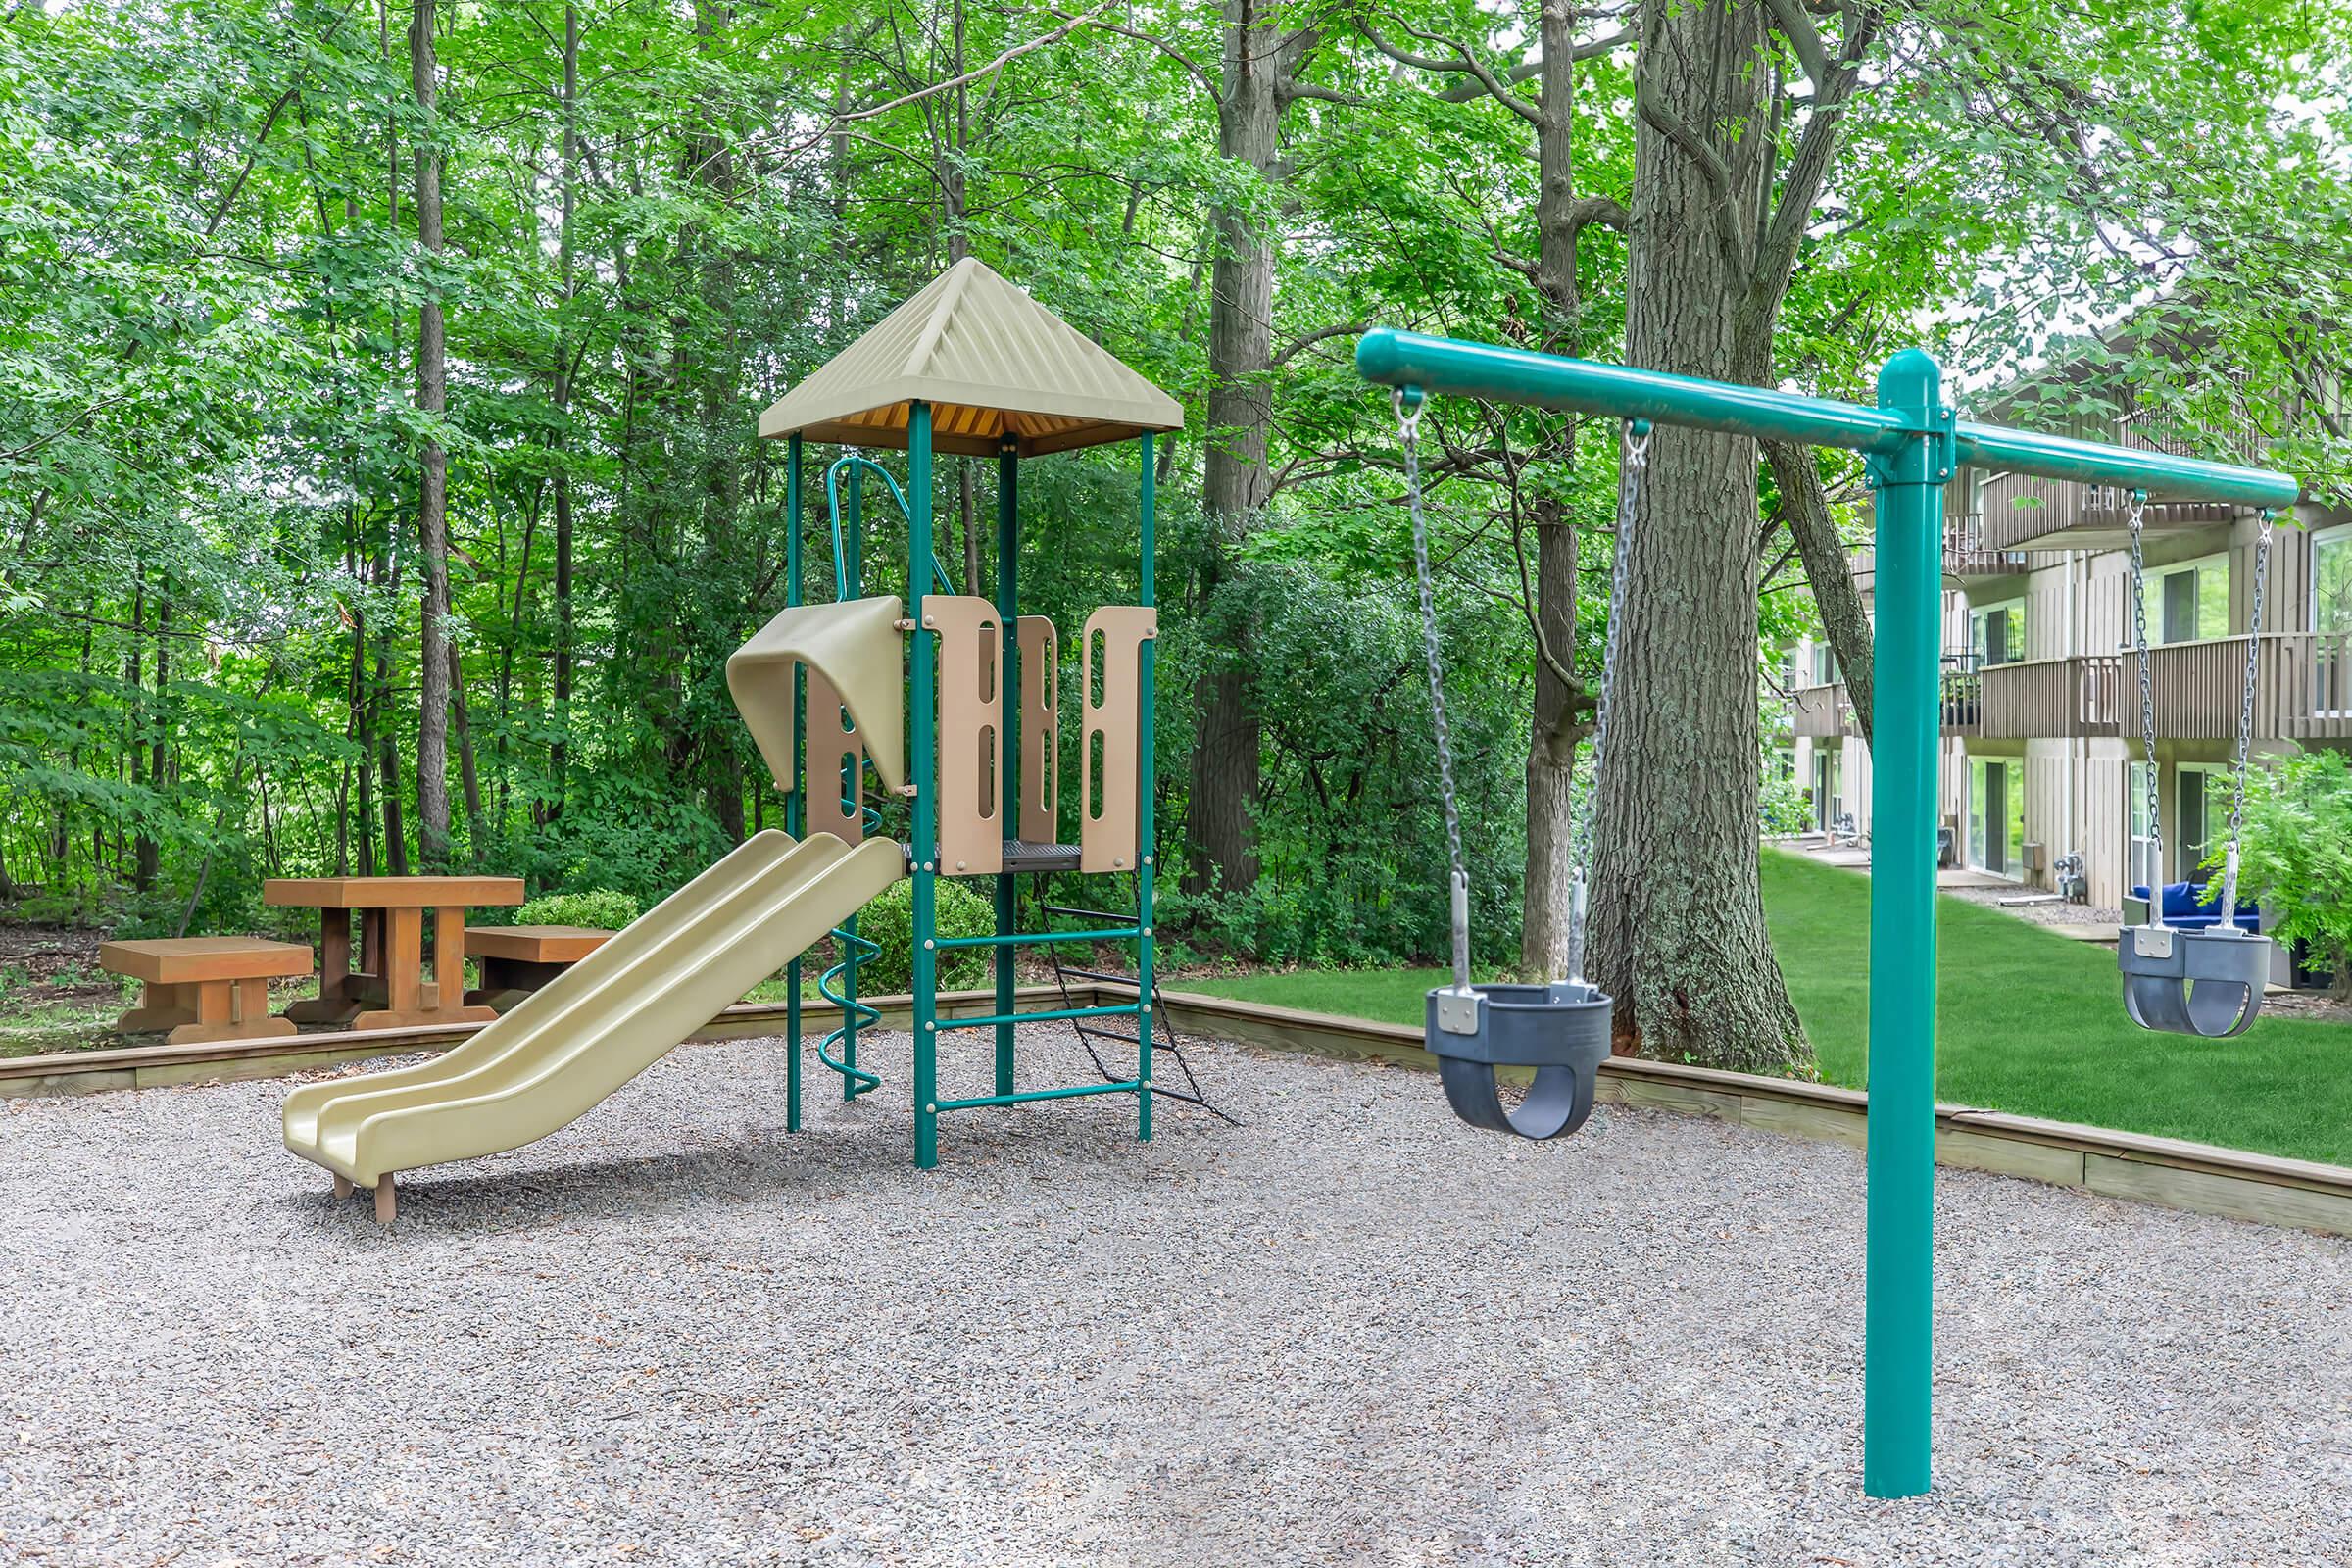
[1940,883,2124,929]
[4,1027,2349,1567]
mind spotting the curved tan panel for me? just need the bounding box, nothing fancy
[1018,615,1058,845]
[804,667,863,845]
[923,595,1003,876]
[283,831,906,1187]
[1080,606,1156,874]
[726,595,906,795]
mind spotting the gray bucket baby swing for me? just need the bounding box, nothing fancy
[1394,389,1642,1138]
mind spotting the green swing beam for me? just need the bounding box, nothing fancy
[1354,326,2297,1502]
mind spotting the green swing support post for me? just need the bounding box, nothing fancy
[909,403,940,1169]
[1353,326,2297,1499]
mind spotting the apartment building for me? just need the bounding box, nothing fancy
[1785,444,2351,912]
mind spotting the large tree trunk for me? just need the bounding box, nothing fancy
[548,1,579,823]
[1591,0,1807,1072]
[1185,0,1279,898]
[411,0,453,868]
[1766,439,1874,745]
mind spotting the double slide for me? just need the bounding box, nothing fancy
[283,830,904,1200]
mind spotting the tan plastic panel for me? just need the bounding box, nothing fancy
[1018,615,1058,844]
[282,831,906,1186]
[924,594,1003,876]
[726,594,906,795]
[1080,606,1156,873]
[804,667,864,845]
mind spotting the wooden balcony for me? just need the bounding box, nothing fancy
[2146,634,2352,740]
[1792,682,1855,739]
[1850,515,2040,583]
[1976,470,2252,552]
[1939,666,1981,736]
[1979,655,2124,739]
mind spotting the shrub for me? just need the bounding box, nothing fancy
[2205,750,2352,997]
[851,876,995,994]
[514,888,643,930]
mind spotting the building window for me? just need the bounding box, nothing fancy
[2151,556,2229,644]
[2316,526,2351,715]
[1970,599,2025,665]
[2176,763,2230,881]
[1812,641,1839,686]
[2128,761,2158,894]
[2318,526,2352,633]
[1968,758,2025,877]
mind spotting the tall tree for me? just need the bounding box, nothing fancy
[411,0,454,866]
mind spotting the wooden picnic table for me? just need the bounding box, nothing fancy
[263,875,525,1032]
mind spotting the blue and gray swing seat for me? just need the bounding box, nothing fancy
[2119,882,2268,1039]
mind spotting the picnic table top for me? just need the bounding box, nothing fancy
[99,936,315,983]
[463,924,614,962]
[262,875,526,909]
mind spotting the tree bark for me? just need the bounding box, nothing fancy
[548,1,579,822]
[1765,439,1874,745]
[1185,0,1283,898]
[411,0,453,868]
[1591,0,1807,1071]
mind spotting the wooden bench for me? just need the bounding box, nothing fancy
[463,924,613,1011]
[99,937,314,1045]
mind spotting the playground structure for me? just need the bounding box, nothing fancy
[283,259,1181,1214]
[1356,325,2299,1500]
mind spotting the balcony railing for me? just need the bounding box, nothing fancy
[1792,682,1855,739]
[1848,515,2041,583]
[1980,655,2124,738]
[1976,474,2250,551]
[2147,633,2352,741]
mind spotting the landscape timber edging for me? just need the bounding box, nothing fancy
[7,977,2350,1241]
[0,985,1070,1098]
[1139,986,2352,1241]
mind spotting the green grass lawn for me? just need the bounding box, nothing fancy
[1180,849,2352,1165]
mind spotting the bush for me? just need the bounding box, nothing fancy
[851,876,995,994]
[2205,750,2352,997]
[514,888,643,930]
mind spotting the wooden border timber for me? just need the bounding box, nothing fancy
[1138,987,2352,1240]
[0,985,1071,1098]
[9,978,2352,1240]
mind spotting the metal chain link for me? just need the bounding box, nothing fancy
[2125,490,2163,920]
[2220,510,2276,918]
[1562,420,1648,985]
[1396,389,1473,989]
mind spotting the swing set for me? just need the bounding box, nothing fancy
[1359,326,2299,1499]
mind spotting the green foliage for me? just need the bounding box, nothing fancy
[4,0,2347,982]
[2205,752,2352,995]
[852,877,994,996]
[513,888,643,931]
[1759,767,1813,837]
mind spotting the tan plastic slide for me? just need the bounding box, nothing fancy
[283,830,904,1215]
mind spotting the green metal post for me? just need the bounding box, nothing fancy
[1136,433,1155,1143]
[1864,349,1950,1499]
[785,434,805,1132]
[839,461,863,1099]
[909,406,940,1169]
[994,439,1019,1098]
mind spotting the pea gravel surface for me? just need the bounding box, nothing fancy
[3,1026,2347,1567]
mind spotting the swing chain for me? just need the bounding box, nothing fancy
[1560,418,1649,986]
[2126,490,2163,917]
[2220,510,2276,918]
[1396,387,1471,990]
